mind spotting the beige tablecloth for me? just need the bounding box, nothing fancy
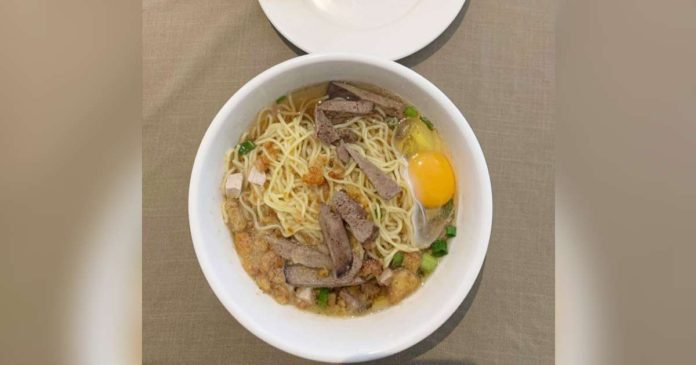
[144,1,555,363]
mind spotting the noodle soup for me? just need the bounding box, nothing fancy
[222,81,457,316]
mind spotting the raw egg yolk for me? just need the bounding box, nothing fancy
[408,151,455,208]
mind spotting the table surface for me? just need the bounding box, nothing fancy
[143,0,555,363]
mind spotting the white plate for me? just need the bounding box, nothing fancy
[258,0,467,60]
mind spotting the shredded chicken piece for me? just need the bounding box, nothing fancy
[388,269,420,304]
[225,173,243,198]
[248,166,266,185]
[296,287,314,303]
[377,268,394,286]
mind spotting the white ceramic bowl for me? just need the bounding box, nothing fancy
[189,54,492,363]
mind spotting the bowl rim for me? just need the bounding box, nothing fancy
[188,53,492,363]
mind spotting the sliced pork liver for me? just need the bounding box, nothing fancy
[317,98,374,116]
[338,129,359,143]
[331,190,378,243]
[331,82,405,117]
[283,265,366,287]
[319,203,353,276]
[315,109,341,145]
[284,242,365,287]
[327,81,358,100]
[267,236,333,269]
[344,146,401,200]
[317,98,374,124]
[336,142,351,164]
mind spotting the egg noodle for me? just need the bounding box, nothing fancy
[223,93,419,267]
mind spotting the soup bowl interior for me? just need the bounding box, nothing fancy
[189,54,492,363]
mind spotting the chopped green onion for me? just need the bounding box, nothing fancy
[275,95,287,104]
[237,140,256,155]
[390,252,404,268]
[445,225,457,238]
[385,116,399,127]
[374,206,381,220]
[403,105,419,118]
[420,252,438,274]
[431,239,448,257]
[316,288,329,307]
[419,115,434,130]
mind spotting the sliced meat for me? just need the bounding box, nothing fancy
[338,129,359,143]
[344,146,401,200]
[315,243,330,255]
[377,268,394,286]
[323,112,357,125]
[339,290,368,312]
[327,81,358,100]
[267,236,333,269]
[322,129,359,146]
[284,242,365,287]
[318,98,374,116]
[315,109,341,145]
[247,166,266,186]
[284,265,365,288]
[225,172,243,198]
[336,142,351,164]
[331,190,378,243]
[319,204,353,276]
[331,82,405,117]
[295,287,314,303]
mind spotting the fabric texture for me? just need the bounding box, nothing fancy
[143,0,555,363]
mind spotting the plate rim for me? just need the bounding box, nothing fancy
[258,0,467,61]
